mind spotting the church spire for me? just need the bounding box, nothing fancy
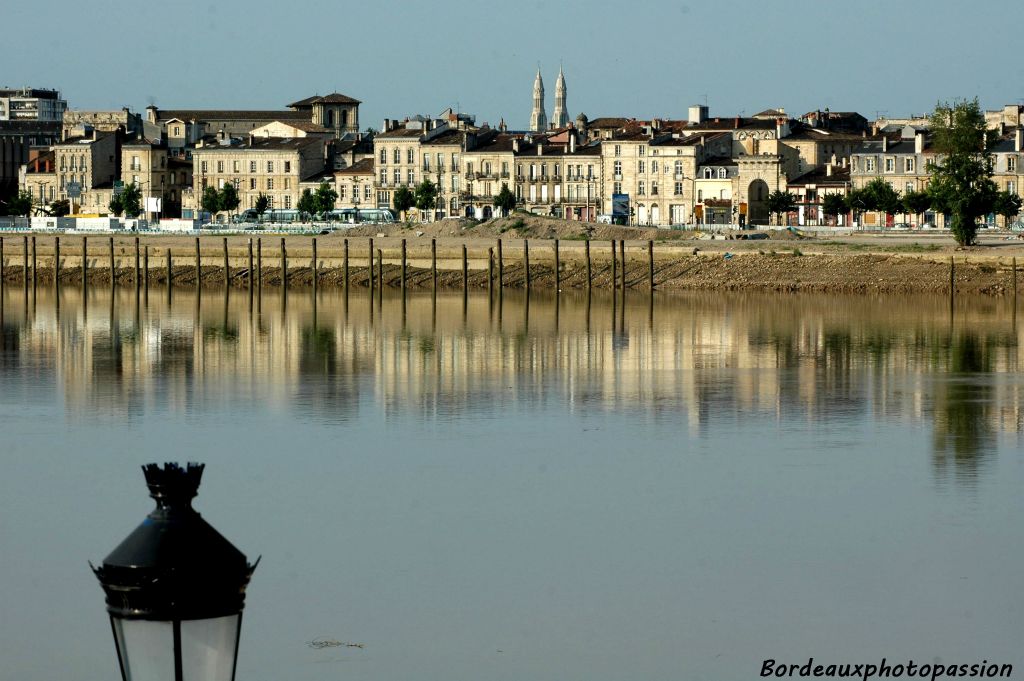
[529,67,547,133]
[551,65,568,129]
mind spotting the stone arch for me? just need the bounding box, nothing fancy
[326,109,334,128]
[747,179,770,225]
[483,205,493,219]
[650,204,660,225]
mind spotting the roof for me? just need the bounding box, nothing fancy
[376,127,424,139]
[194,136,325,152]
[155,109,308,122]
[288,93,361,107]
[585,117,637,129]
[422,129,466,146]
[335,158,375,175]
[699,155,737,167]
[788,166,851,185]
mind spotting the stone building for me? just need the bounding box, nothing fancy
[528,69,547,133]
[122,139,192,218]
[51,131,119,213]
[287,93,361,138]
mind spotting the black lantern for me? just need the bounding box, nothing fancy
[92,463,258,681]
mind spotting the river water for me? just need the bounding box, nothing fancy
[1,284,1021,681]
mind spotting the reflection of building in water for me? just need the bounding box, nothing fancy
[2,289,1021,464]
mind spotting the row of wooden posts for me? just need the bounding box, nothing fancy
[0,236,1015,298]
[0,235,666,292]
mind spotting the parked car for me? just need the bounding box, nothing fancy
[891,223,911,231]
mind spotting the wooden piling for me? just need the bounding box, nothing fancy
[280,237,287,287]
[134,237,140,287]
[31,236,36,286]
[109,237,115,286]
[497,238,503,287]
[620,239,626,290]
[194,237,201,287]
[22,236,28,287]
[401,238,407,293]
[311,237,318,291]
[648,239,655,290]
[554,239,560,291]
[950,255,955,296]
[166,248,172,286]
[585,239,591,290]
[487,247,494,295]
[611,240,616,290]
[343,238,349,292]
[222,237,229,287]
[524,239,530,290]
[144,245,149,290]
[376,248,383,291]
[54,237,60,285]
[368,237,374,294]
[257,238,262,290]
[431,238,437,292]
[82,237,87,287]
[462,244,468,292]
[247,239,253,289]
[1013,256,1017,300]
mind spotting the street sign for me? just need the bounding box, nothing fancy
[66,182,82,199]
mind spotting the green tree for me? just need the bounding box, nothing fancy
[393,185,414,220]
[201,186,221,216]
[219,182,240,216]
[254,193,270,219]
[313,182,338,218]
[414,179,438,219]
[902,189,932,223]
[765,190,797,225]
[108,193,125,217]
[2,190,33,216]
[296,188,317,221]
[821,193,846,224]
[863,177,902,216]
[48,198,70,217]
[493,183,516,217]
[120,182,143,218]
[926,98,999,246]
[993,191,1022,224]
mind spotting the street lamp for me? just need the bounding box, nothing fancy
[92,462,258,681]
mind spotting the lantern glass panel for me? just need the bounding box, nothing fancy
[113,619,175,681]
[180,614,240,681]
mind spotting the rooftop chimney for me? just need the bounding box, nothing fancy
[512,138,520,153]
[826,163,833,177]
[882,136,888,152]
[734,116,740,129]
[569,133,576,154]
[914,132,924,154]
[1016,128,1022,152]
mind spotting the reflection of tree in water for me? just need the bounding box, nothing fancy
[931,331,995,482]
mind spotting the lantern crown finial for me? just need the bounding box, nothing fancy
[142,462,204,507]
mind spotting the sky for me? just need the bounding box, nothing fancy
[5,0,1023,130]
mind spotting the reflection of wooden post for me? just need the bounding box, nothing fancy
[368,237,374,294]
[280,237,287,287]
[648,239,655,290]
[950,256,955,296]
[223,237,230,287]
[144,245,149,290]
[109,237,115,286]
[554,239,560,291]
[194,237,201,288]
[462,244,468,292]
[524,239,530,290]
[134,237,140,287]
[311,237,318,291]
[610,240,616,290]
[431,238,437,293]
[343,238,349,292]
[23,236,28,288]
[54,237,61,285]
[585,239,591,290]
[487,247,494,295]
[1012,257,1017,300]
[256,238,262,291]
[401,238,407,294]
[497,238,503,288]
[82,237,87,287]
[376,248,383,291]
[31,236,37,286]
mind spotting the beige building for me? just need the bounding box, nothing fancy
[373,122,426,212]
[122,140,192,218]
[191,136,328,214]
[21,150,57,210]
[52,131,119,214]
[62,108,141,140]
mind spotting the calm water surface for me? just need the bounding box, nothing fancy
[1,284,1022,681]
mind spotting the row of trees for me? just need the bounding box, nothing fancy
[393,181,518,220]
[296,183,339,220]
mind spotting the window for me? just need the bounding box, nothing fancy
[484,161,491,175]
[638,161,645,173]
[217,160,224,173]
[906,183,914,194]
[613,160,622,177]
[267,178,274,190]
[703,168,713,179]
[1009,156,1017,172]
[851,157,859,172]
[407,169,414,184]
[452,153,458,169]
[884,157,894,173]
[284,178,290,189]
[437,153,444,171]
[393,169,400,184]
[638,181,645,196]
[652,161,658,173]
[451,176,458,191]
[173,126,181,136]
[905,158,915,173]
[674,160,683,177]
[407,148,414,163]
[587,165,593,179]
[501,161,508,176]
[393,148,400,164]
[541,164,547,178]
[284,161,291,173]
[614,145,621,156]
[613,182,622,194]
[865,158,875,172]
[380,149,386,164]
[554,164,560,178]
[250,178,256,190]
[423,155,430,171]
[718,168,727,179]
[638,146,645,156]
[284,195,291,209]
[1008,180,1016,194]
[233,161,240,173]
[697,189,703,201]
[339,186,346,200]
[674,181,683,195]
[250,161,256,173]
[267,161,274,173]
[380,169,386,184]
[200,161,208,173]
[651,181,658,196]
[364,185,371,200]
[467,162,474,175]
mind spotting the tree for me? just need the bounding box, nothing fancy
[926,98,999,246]
[219,182,240,216]
[993,191,1022,225]
[393,186,414,220]
[48,199,70,217]
[414,179,438,219]
[765,190,797,225]
[493,183,516,217]
[313,182,338,218]
[201,186,221,216]
[254,193,270,219]
[2,190,33,216]
[821,193,846,224]
[296,188,317,221]
[902,189,932,223]
[120,182,143,218]
[863,177,902,216]
[108,193,125,217]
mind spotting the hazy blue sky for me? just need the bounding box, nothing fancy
[5,0,1023,129]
